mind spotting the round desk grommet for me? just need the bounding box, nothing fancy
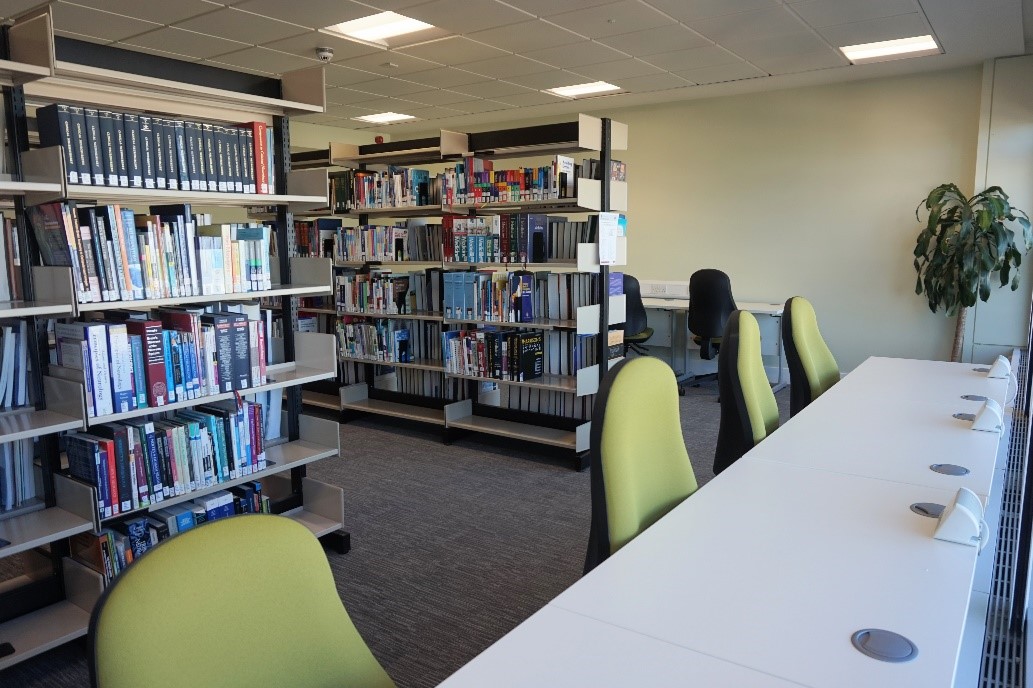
[910,502,945,518]
[953,412,976,421]
[930,463,970,476]
[973,367,991,373]
[961,394,988,402]
[851,629,918,663]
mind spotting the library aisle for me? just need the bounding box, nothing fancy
[0,380,790,688]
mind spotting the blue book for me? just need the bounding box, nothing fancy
[463,272,477,319]
[167,330,186,402]
[178,336,196,400]
[161,330,175,403]
[128,334,147,408]
[511,272,534,323]
[120,208,145,299]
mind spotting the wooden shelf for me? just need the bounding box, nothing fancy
[338,310,444,321]
[443,316,579,331]
[298,307,337,315]
[302,391,341,410]
[0,600,90,671]
[0,507,93,560]
[0,179,62,197]
[446,414,583,450]
[341,397,446,426]
[339,356,443,372]
[0,406,83,444]
[352,205,444,218]
[445,372,581,393]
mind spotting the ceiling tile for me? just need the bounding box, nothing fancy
[597,24,711,56]
[446,99,513,114]
[791,0,919,28]
[688,6,811,42]
[751,49,848,74]
[399,105,469,120]
[54,29,112,46]
[323,64,383,86]
[326,86,384,104]
[817,13,931,47]
[349,0,431,10]
[613,72,692,92]
[348,96,426,112]
[548,0,675,39]
[122,27,251,59]
[643,45,738,71]
[61,0,221,25]
[261,31,382,63]
[109,42,204,63]
[345,76,437,97]
[460,54,554,79]
[496,0,613,18]
[402,0,532,34]
[572,58,664,80]
[399,67,487,88]
[643,0,781,24]
[174,8,309,44]
[503,69,593,90]
[52,2,161,42]
[336,50,441,76]
[672,61,766,84]
[528,40,629,69]
[465,20,584,53]
[233,0,371,29]
[492,91,570,106]
[324,103,382,118]
[397,37,511,65]
[723,32,829,61]
[405,88,492,106]
[205,46,321,74]
[449,80,536,99]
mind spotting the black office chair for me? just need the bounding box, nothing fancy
[621,274,653,356]
[688,269,737,361]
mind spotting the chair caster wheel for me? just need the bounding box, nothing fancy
[678,387,686,396]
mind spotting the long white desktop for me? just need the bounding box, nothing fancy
[440,357,1011,687]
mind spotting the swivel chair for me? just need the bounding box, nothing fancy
[90,515,395,688]
[584,357,699,574]
[687,269,737,362]
[782,296,840,416]
[714,310,779,475]
[621,274,653,356]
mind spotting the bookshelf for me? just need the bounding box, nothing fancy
[296,115,628,466]
[0,6,345,669]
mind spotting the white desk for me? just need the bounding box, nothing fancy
[439,357,1011,687]
[641,297,787,389]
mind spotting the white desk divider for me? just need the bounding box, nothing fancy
[933,487,989,550]
[987,355,1011,379]
[971,398,1003,433]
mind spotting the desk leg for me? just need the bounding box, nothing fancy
[771,313,788,393]
[672,310,691,393]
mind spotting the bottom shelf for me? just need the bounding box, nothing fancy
[302,390,342,411]
[446,415,583,450]
[285,509,342,538]
[342,398,446,426]
[0,600,90,671]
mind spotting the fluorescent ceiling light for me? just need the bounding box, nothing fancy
[546,81,622,98]
[352,112,417,124]
[839,35,940,64]
[325,12,433,44]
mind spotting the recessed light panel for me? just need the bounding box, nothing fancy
[545,81,622,98]
[840,35,940,64]
[352,112,417,124]
[325,12,434,46]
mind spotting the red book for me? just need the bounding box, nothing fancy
[97,435,119,516]
[238,122,268,194]
[124,319,167,407]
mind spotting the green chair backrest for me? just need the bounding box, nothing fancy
[90,515,395,688]
[715,311,780,474]
[784,296,839,415]
[737,311,780,445]
[584,357,698,573]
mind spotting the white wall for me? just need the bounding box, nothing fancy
[969,55,1033,363]
[598,67,983,371]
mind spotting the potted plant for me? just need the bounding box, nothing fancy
[914,183,1032,362]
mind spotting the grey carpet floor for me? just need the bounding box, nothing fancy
[0,376,790,688]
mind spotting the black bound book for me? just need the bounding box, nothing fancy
[200,312,234,392]
[122,114,143,189]
[97,109,119,186]
[173,121,190,191]
[215,310,250,390]
[139,116,156,189]
[163,120,179,191]
[214,125,228,192]
[36,104,79,184]
[112,112,129,187]
[152,117,168,190]
[83,107,105,186]
[184,121,202,191]
[518,331,544,382]
[201,123,218,192]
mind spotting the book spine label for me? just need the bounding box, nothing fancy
[123,114,143,189]
[202,124,218,192]
[139,116,156,189]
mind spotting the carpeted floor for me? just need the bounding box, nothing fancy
[0,376,789,688]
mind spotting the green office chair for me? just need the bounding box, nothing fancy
[584,357,699,574]
[715,310,779,474]
[89,515,395,688]
[782,296,839,416]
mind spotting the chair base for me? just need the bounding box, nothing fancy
[676,372,719,396]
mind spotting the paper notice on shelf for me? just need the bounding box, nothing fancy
[599,212,622,265]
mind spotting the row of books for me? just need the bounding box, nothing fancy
[336,318,442,364]
[441,156,574,207]
[495,386,593,421]
[443,271,612,323]
[335,223,443,263]
[29,202,273,305]
[71,481,270,582]
[389,368,467,400]
[0,439,34,513]
[0,213,23,302]
[351,167,435,210]
[443,214,544,264]
[52,306,271,418]
[0,321,30,410]
[65,398,269,520]
[442,329,545,382]
[38,104,276,194]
